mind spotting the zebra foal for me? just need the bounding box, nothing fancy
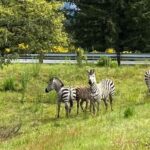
[144,70,150,93]
[76,86,92,114]
[45,77,76,118]
[87,69,115,114]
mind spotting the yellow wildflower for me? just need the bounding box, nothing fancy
[5,48,11,53]
[105,48,116,54]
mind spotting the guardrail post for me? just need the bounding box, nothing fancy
[116,50,121,66]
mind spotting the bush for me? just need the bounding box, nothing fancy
[3,77,16,91]
[76,47,87,66]
[105,48,116,54]
[124,107,134,118]
[97,56,118,67]
[109,61,118,68]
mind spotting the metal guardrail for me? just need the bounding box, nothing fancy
[19,53,150,61]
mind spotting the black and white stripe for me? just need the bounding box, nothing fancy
[88,69,115,114]
[144,70,150,93]
[45,77,76,118]
[97,79,115,110]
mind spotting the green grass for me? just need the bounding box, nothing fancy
[0,64,150,150]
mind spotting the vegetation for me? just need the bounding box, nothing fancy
[71,0,150,52]
[0,64,150,150]
[0,0,70,55]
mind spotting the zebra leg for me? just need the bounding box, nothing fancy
[77,100,79,115]
[109,94,113,111]
[103,99,108,111]
[57,102,61,118]
[69,100,73,114]
[65,102,69,118]
[80,100,84,112]
[90,100,92,112]
[97,101,100,114]
[85,100,88,111]
[92,101,96,115]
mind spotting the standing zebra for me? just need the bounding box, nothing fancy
[144,70,150,93]
[76,86,92,114]
[87,69,115,114]
[45,77,76,118]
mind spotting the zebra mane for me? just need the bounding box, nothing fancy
[51,77,64,87]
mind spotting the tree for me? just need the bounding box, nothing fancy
[69,0,150,65]
[0,0,71,56]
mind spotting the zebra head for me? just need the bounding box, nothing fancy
[45,77,64,93]
[87,69,96,85]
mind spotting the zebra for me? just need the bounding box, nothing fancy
[45,77,76,118]
[144,70,150,93]
[87,69,115,114]
[76,86,92,114]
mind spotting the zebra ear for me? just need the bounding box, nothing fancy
[87,69,90,74]
[92,69,95,73]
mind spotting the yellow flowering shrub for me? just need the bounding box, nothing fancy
[18,43,29,50]
[5,48,11,53]
[51,46,69,53]
[105,48,116,54]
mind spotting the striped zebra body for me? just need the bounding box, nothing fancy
[45,77,76,118]
[59,87,76,107]
[98,79,115,99]
[144,70,150,92]
[87,69,115,113]
[76,87,91,114]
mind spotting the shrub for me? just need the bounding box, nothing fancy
[3,77,16,91]
[110,61,118,68]
[124,107,134,118]
[105,48,116,54]
[51,46,69,53]
[97,56,118,67]
[97,56,111,67]
[76,47,87,66]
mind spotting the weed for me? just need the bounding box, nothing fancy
[32,63,41,78]
[124,107,134,118]
[3,77,16,91]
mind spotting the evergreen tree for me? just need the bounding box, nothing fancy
[72,0,150,53]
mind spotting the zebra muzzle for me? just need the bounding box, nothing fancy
[45,88,49,93]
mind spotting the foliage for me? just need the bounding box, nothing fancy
[0,0,71,55]
[105,48,116,54]
[0,53,19,69]
[76,47,87,66]
[51,46,69,53]
[97,56,117,67]
[71,0,150,52]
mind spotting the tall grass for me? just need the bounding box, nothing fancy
[32,63,41,78]
[20,68,31,102]
[3,76,16,91]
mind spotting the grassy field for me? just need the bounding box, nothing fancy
[0,64,150,150]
